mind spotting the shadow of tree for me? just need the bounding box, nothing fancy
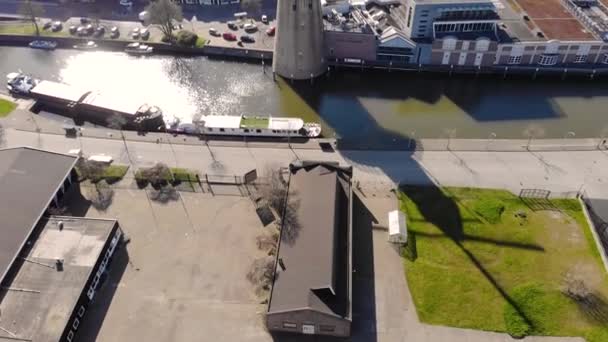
[148,186,180,203]
[576,292,608,325]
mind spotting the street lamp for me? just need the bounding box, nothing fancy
[563,131,575,150]
[446,129,456,150]
[487,132,496,151]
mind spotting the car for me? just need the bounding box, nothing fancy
[110,26,119,38]
[94,26,105,37]
[227,21,238,30]
[240,34,255,43]
[131,28,140,39]
[80,17,90,24]
[222,32,236,41]
[51,21,62,32]
[209,27,220,36]
[85,24,94,34]
[266,26,275,36]
[76,26,87,36]
[140,28,150,40]
[243,23,257,32]
[261,15,268,24]
[42,21,52,30]
[68,25,77,34]
[138,11,149,22]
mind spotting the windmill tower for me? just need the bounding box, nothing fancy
[273,0,327,80]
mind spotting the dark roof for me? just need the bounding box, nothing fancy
[0,147,77,285]
[0,216,117,342]
[268,162,352,319]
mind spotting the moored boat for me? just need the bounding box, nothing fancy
[189,114,322,138]
[73,41,97,50]
[29,40,57,50]
[125,42,153,55]
[6,72,39,95]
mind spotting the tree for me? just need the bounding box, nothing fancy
[246,256,275,295]
[240,0,262,16]
[18,0,45,36]
[88,181,114,211]
[76,158,107,183]
[146,0,182,42]
[138,162,171,186]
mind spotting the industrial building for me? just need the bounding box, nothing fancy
[317,0,608,71]
[266,161,353,337]
[0,147,123,342]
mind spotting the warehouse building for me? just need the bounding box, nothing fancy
[266,161,353,337]
[0,147,123,342]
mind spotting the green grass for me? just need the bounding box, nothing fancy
[399,186,608,342]
[102,165,129,183]
[0,99,17,117]
[195,36,206,48]
[240,116,269,129]
[0,23,68,37]
[170,168,198,182]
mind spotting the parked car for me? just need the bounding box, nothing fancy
[110,26,119,38]
[261,15,268,24]
[42,21,52,30]
[68,25,77,34]
[222,32,237,41]
[240,34,255,43]
[227,21,238,30]
[94,26,105,37]
[243,23,257,32]
[209,27,219,36]
[131,27,140,39]
[138,11,149,22]
[266,26,275,36]
[76,26,87,36]
[80,17,90,24]
[51,21,62,32]
[140,28,150,40]
[85,24,94,34]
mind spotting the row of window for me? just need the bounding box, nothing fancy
[434,22,494,34]
[86,229,122,301]
[66,301,88,341]
[282,322,335,332]
[205,127,298,134]
[506,54,608,65]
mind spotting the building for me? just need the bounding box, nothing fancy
[273,0,328,79]
[321,0,608,70]
[0,147,123,342]
[266,161,353,337]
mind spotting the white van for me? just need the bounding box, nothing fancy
[243,23,257,32]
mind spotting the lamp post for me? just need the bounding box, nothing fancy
[563,131,575,150]
[487,132,496,151]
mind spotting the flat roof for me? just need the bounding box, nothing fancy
[199,115,242,129]
[30,81,88,103]
[268,117,304,130]
[80,91,144,116]
[268,163,352,319]
[512,0,596,40]
[0,147,78,286]
[0,216,116,342]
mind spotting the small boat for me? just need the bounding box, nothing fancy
[192,114,322,138]
[6,71,39,95]
[29,40,57,50]
[73,41,97,50]
[124,42,153,55]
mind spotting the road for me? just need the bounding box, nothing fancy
[4,127,608,199]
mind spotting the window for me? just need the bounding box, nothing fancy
[244,129,250,133]
[219,128,225,132]
[574,54,587,63]
[207,128,213,132]
[292,3,296,10]
[72,318,80,330]
[67,331,74,342]
[283,322,297,329]
[419,20,427,23]
[256,129,262,133]
[603,54,608,64]
[538,54,558,66]
[78,306,85,318]
[443,38,457,50]
[320,325,335,332]
[507,55,522,65]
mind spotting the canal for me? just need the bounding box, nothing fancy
[2,46,608,145]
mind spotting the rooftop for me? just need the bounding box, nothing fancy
[0,216,117,342]
[0,147,77,285]
[268,163,352,319]
[30,81,88,103]
[80,91,147,116]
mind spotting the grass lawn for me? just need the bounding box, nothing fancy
[399,186,608,342]
[76,164,129,183]
[0,23,68,37]
[195,36,206,48]
[0,99,17,117]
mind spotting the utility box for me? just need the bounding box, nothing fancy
[388,210,407,244]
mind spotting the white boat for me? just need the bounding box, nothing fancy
[6,72,39,95]
[125,42,153,55]
[73,41,97,50]
[190,114,322,138]
[29,40,57,50]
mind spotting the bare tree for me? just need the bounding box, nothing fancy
[146,0,183,42]
[138,162,171,186]
[260,166,288,213]
[88,181,114,211]
[18,0,45,36]
[240,0,263,17]
[76,158,107,182]
[256,230,279,255]
[246,256,275,294]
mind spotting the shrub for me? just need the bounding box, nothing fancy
[136,163,171,186]
[176,30,198,47]
[473,199,505,224]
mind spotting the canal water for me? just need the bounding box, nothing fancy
[2,46,608,144]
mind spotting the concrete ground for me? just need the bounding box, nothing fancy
[72,188,272,342]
